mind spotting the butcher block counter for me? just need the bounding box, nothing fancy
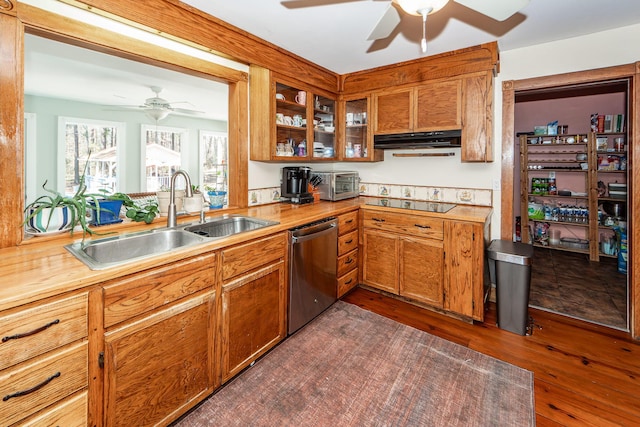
[0,198,491,312]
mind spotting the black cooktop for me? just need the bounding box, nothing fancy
[365,198,457,213]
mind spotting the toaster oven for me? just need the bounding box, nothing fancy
[311,171,359,201]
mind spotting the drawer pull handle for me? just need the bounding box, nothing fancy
[2,319,60,343]
[345,278,353,285]
[345,219,354,224]
[345,258,354,265]
[372,218,385,222]
[414,224,432,229]
[3,372,61,401]
[345,239,353,244]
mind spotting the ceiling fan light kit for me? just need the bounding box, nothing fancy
[395,0,449,16]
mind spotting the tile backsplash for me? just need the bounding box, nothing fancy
[248,183,492,207]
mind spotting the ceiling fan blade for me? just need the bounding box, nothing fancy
[454,0,529,21]
[367,3,401,41]
[281,0,365,8]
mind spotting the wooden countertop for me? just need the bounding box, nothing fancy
[0,198,491,312]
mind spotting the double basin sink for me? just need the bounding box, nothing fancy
[65,215,279,270]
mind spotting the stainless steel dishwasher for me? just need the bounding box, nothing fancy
[288,217,338,335]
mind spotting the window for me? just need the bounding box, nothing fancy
[200,130,228,194]
[58,117,125,196]
[141,124,188,192]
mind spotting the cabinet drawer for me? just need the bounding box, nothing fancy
[338,230,358,255]
[19,390,87,427]
[0,294,87,370]
[222,233,287,281]
[337,248,358,278]
[337,268,359,298]
[0,341,87,426]
[338,211,358,235]
[103,253,215,328]
[363,210,443,240]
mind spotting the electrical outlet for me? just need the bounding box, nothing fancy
[492,179,501,191]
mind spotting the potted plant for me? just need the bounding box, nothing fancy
[183,185,205,213]
[205,185,227,209]
[124,199,160,224]
[24,180,102,237]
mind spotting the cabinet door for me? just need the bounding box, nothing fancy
[221,261,286,382]
[399,236,443,307]
[443,221,484,320]
[362,229,398,293]
[414,80,461,131]
[103,293,214,427]
[374,89,412,134]
[461,72,493,162]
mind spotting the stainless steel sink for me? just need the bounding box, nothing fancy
[183,215,279,238]
[65,228,209,270]
[65,215,279,270]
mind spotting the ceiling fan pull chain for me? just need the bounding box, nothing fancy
[421,10,429,53]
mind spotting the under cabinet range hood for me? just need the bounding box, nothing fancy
[374,130,461,149]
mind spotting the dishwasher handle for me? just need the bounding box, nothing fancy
[290,219,337,243]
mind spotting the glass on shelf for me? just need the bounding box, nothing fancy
[313,95,335,159]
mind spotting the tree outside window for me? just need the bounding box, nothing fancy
[60,117,124,196]
[200,130,228,196]
[141,124,188,191]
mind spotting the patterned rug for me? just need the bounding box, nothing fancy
[176,301,535,426]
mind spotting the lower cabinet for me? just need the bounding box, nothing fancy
[362,210,444,307]
[219,233,287,382]
[443,220,487,320]
[362,209,487,320]
[100,253,216,427]
[337,211,359,298]
[363,229,443,307]
[103,293,214,427]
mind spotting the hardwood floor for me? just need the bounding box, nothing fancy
[342,287,640,426]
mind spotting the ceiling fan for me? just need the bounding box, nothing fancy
[282,0,530,52]
[113,86,204,122]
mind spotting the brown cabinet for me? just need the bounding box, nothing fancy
[342,95,383,162]
[372,73,493,162]
[101,254,216,426]
[460,72,493,162]
[362,210,444,307]
[250,65,337,162]
[336,211,359,297]
[373,79,462,135]
[443,220,487,320]
[0,293,88,426]
[220,233,287,382]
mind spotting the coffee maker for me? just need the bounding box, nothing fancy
[281,166,314,204]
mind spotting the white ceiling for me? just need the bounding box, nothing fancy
[24,0,640,119]
[183,0,640,74]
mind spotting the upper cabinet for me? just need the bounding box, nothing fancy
[250,66,338,162]
[342,95,384,162]
[373,78,462,134]
[371,72,493,162]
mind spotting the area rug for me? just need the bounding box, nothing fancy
[176,301,535,426]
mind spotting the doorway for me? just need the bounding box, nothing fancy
[512,79,630,330]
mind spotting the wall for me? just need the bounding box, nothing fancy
[249,23,640,240]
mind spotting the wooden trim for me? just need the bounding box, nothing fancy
[632,62,639,338]
[62,0,339,93]
[340,42,498,94]
[501,64,638,338]
[500,80,515,240]
[227,79,249,208]
[0,13,23,248]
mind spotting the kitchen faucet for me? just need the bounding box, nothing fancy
[167,170,193,228]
